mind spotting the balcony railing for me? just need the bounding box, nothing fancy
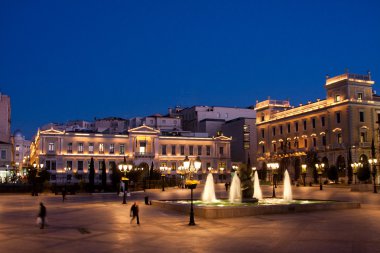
[134,152,154,158]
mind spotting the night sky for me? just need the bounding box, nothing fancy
[1,0,379,138]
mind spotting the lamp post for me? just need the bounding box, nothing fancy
[267,162,279,198]
[183,155,201,226]
[315,163,325,190]
[369,158,377,193]
[118,161,133,204]
[64,166,71,191]
[32,162,44,196]
[351,162,361,184]
[160,165,167,191]
[301,164,307,187]
[219,166,225,182]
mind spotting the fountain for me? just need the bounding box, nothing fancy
[154,170,360,219]
[202,173,217,203]
[283,169,293,201]
[229,173,242,203]
[253,170,263,200]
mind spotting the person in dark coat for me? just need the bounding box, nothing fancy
[130,202,140,225]
[38,202,46,229]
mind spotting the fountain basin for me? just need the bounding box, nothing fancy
[152,199,360,219]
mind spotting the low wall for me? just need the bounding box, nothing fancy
[152,200,361,219]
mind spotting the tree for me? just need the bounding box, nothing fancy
[357,164,371,182]
[305,150,319,183]
[327,165,338,183]
[110,161,121,191]
[347,148,353,184]
[89,157,95,192]
[101,160,107,191]
[260,162,267,181]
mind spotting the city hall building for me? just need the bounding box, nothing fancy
[30,125,231,184]
[255,72,379,182]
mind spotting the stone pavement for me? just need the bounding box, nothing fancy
[1,185,380,253]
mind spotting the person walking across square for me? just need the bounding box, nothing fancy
[130,202,140,225]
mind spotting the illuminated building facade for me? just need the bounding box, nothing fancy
[256,72,379,182]
[30,125,231,184]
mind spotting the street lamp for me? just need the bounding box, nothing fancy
[160,165,168,191]
[118,161,133,204]
[64,166,71,190]
[267,162,279,198]
[315,163,325,190]
[301,164,307,187]
[219,166,225,182]
[368,158,377,193]
[351,162,361,184]
[32,162,44,196]
[183,155,202,226]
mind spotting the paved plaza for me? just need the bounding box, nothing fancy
[1,185,380,253]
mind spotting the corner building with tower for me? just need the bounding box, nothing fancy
[255,72,380,183]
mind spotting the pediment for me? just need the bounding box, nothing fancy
[128,125,160,134]
[213,135,232,141]
[40,128,65,135]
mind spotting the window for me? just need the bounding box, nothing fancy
[312,118,316,129]
[261,114,264,122]
[67,143,72,153]
[337,133,342,144]
[321,116,325,127]
[66,161,73,169]
[336,112,341,124]
[1,150,6,159]
[358,93,363,100]
[294,140,299,148]
[162,145,167,155]
[295,122,299,132]
[217,112,221,118]
[244,142,250,150]
[78,143,84,153]
[99,143,104,154]
[162,119,166,124]
[89,143,94,154]
[243,124,249,133]
[171,145,176,155]
[280,142,284,150]
[46,160,56,170]
[48,143,55,152]
[109,144,115,154]
[273,143,276,152]
[303,120,307,130]
[313,138,317,147]
[280,125,283,134]
[219,147,224,156]
[119,144,125,155]
[322,136,326,146]
[225,113,228,118]
[189,145,194,155]
[244,133,250,141]
[272,127,276,136]
[15,145,20,151]
[287,124,291,133]
[78,161,84,171]
[206,146,211,156]
[335,95,341,102]
[180,145,185,155]
[262,146,265,153]
[304,139,307,148]
[139,141,146,154]
[261,129,265,138]
[287,142,291,149]
[360,132,367,143]
[359,111,364,122]
[197,146,202,156]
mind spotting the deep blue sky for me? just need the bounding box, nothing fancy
[1,0,380,138]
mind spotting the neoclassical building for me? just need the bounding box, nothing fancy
[255,72,379,182]
[30,125,231,184]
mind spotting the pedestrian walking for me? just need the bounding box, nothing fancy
[130,202,140,225]
[62,188,66,202]
[38,202,46,229]
[225,182,229,192]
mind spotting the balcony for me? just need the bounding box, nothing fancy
[359,142,371,148]
[134,152,154,158]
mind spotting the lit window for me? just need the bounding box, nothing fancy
[99,143,104,154]
[119,144,125,155]
[78,143,84,153]
[109,144,115,154]
[335,95,341,102]
[15,145,20,151]
[337,133,342,144]
[358,93,363,100]
[48,143,55,152]
[89,143,94,153]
